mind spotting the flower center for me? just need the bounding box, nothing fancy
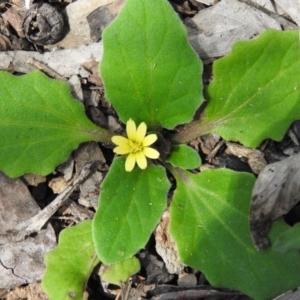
[129,140,143,153]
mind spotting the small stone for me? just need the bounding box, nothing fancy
[177,273,197,287]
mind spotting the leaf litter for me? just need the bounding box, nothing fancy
[250,151,300,250]
[1,0,300,299]
[0,171,56,289]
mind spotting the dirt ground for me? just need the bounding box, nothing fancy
[0,0,300,299]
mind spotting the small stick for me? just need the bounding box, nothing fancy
[0,161,100,245]
[27,57,67,81]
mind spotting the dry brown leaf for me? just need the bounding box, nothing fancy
[155,210,185,274]
[0,172,56,289]
[2,7,25,38]
[49,176,69,194]
[275,0,300,26]
[185,0,281,58]
[54,0,125,49]
[0,34,11,50]
[81,59,102,86]
[0,43,103,78]
[250,152,300,250]
[225,142,267,174]
[87,0,126,42]
[56,155,75,182]
[74,143,106,209]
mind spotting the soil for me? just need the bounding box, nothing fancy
[0,0,299,300]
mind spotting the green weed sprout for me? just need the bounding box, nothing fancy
[0,0,299,299]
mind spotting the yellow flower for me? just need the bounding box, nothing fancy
[112,119,160,172]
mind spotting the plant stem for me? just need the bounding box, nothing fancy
[85,127,115,143]
[171,118,215,144]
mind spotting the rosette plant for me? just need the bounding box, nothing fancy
[0,0,300,299]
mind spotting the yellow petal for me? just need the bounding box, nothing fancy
[126,119,136,141]
[143,147,160,159]
[125,153,136,172]
[113,145,131,155]
[143,134,157,146]
[136,152,147,169]
[136,122,147,143]
[112,136,130,146]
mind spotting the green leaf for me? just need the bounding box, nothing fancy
[273,223,300,253]
[169,168,300,300]
[204,29,300,147]
[166,144,201,169]
[100,0,203,129]
[173,30,300,146]
[102,257,140,285]
[93,156,170,264]
[0,71,112,177]
[42,220,100,300]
